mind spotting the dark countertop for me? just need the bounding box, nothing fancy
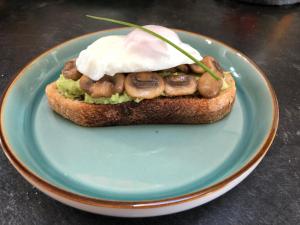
[0,0,299,224]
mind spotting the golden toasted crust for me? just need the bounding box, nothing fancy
[45,73,236,126]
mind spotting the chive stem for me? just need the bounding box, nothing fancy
[86,15,220,80]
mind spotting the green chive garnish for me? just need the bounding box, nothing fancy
[86,15,220,80]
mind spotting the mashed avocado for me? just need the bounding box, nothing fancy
[56,75,133,104]
[84,93,132,104]
[56,75,84,99]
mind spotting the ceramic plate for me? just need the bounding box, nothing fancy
[0,28,278,217]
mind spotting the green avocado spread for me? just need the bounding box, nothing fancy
[56,75,133,104]
[56,75,84,99]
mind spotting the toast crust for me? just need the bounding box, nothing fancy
[45,73,236,126]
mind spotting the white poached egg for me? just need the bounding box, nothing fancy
[76,25,202,81]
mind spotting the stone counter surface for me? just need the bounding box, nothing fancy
[0,0,299,224]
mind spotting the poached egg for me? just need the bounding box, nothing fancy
[76,25,202,81]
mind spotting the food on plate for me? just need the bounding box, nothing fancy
[46,20,236,126]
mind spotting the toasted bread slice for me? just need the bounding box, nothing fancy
[45,73,236,126]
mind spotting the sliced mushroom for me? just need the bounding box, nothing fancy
[189,63,205,74]
[125,72,164,99]
[89,80,114,98]
[202,56,223,73]
[62,59,82,80]
[197,72,223,98]
[112,73,125,94]
[79,75,94,94]
[189,56,224,75]
[164,75,197,96]
[176,64,190,73]
[79,74,126,98]
[79,75,114,98]
[161,67,177,73]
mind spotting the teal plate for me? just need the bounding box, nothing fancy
[0,28,278,214]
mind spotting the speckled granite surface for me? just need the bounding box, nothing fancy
[240,0,300,5]
[0,0,299,224]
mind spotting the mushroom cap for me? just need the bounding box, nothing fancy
[125,72,165,99]
[176,64,190,73]
[62,59,82,81]
[189,56,224,75]
[90,80,114,98]
[113,73,125,94]
[197,72,223,98]
[79,75,94,94]
[79,75,114,98]
[190,63,205,74]
[164,75,197,96]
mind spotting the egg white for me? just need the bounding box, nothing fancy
[76,25,202,81]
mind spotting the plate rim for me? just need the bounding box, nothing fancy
[0,27,279,209]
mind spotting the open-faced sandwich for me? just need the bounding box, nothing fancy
[46,21,236,127]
